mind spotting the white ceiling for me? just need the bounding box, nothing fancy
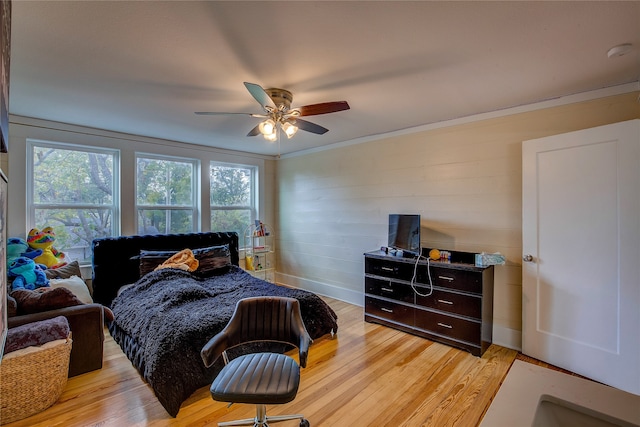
[9,1,640,157]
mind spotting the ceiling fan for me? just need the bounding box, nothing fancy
[195,82,350,141]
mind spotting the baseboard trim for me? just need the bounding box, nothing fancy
[492,325,522,352]
[276,272,363,307]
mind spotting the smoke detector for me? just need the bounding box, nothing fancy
[607,43,634,58]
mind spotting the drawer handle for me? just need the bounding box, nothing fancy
[381,307,394,313]
[438,275,454,282]
[381,267,394,272]
[437,322,453,329]
[437,299,453,305]
[381,287,394,293]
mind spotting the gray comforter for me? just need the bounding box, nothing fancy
[108,266,338,417]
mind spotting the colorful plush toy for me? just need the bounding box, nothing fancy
[27,227,67,269]
[8,256,50,291]
[7,237,43,265]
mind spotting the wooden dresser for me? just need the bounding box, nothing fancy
[364,250,494,356]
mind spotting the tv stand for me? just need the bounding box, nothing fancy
[364,249,494,356]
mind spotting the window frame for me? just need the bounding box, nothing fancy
[26,139,121,260]
[135,152,200,235]
[209,161,258,244]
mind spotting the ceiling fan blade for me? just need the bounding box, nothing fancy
[247,124,261,137]
[297,101,350,116]
[294,118,329,135]
[244,82,275,110]
[195,111,260,116]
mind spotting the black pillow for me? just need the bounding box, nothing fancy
[138,244,231,277]
[192,245,231,276]
[138,250,178,277]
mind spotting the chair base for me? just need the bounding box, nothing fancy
[218,404,309,427]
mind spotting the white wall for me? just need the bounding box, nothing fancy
[5,115,277,242]
[275,90,640,351]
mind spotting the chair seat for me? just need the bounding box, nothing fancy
[210,352,301,405]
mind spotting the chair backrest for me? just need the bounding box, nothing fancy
[201,296,312,368]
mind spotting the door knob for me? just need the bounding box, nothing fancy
[523,254,534,262]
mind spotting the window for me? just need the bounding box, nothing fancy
[136,154,198,235]
[28,141,119,262]
[210,163,256,241]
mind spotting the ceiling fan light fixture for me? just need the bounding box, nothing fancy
[282,121,298,138]
[259,119,276,135]
[263,131,278,142]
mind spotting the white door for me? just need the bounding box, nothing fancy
[522,119,639,395]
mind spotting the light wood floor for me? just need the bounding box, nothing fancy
[3,298,518,427]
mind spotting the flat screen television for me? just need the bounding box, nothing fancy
[388,214,421,256]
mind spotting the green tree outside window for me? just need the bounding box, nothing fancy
[30,143,118,262]
[210,164,256,243]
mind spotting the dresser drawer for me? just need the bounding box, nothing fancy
[414,310,480,344]
[424,267,482,294]
[365,257,415,280]
[365,296,414,325]
[365,277,414,303]
[364,252,494,357]
[414,287,481,319]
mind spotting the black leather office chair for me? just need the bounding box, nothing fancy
[201,296,312,427]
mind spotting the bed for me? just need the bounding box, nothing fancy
[91,232,338,417]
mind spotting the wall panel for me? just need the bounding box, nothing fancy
[276,91,640,350]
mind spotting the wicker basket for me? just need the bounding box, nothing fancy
[0,335,72,425]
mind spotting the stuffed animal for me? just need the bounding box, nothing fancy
[154,249,199,272]
[27,227,67,269]
[7,237,43,265]
[8,256,50,291]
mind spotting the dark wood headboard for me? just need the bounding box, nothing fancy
[91,232,239,307]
